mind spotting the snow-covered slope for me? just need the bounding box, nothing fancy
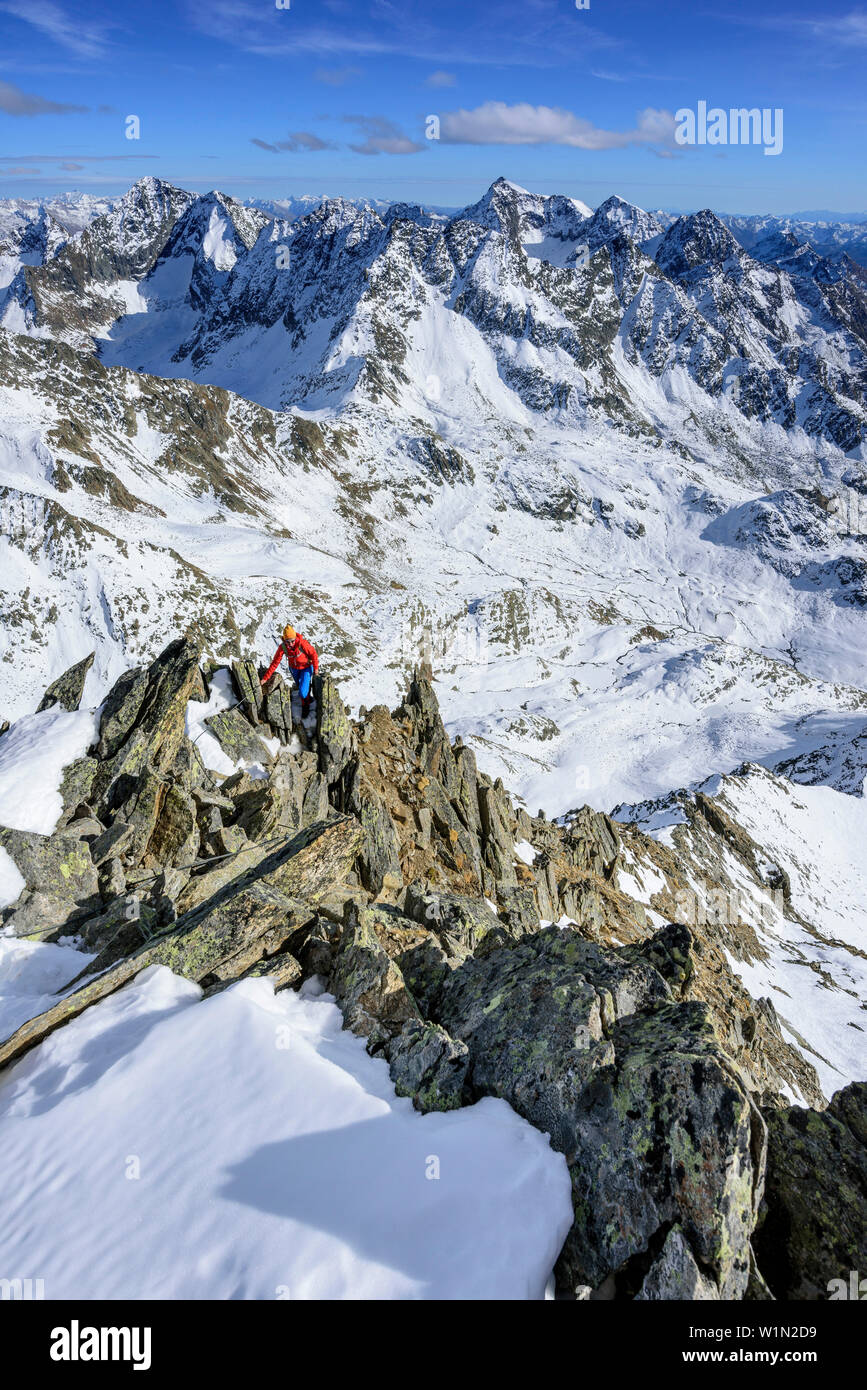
[0,955,571,1298]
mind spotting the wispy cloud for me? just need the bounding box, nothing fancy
[0,166,42,176]
[252,132,336,152]
[0,78,88,116]
[425,70,456,88]
[314,65,361,85]
[438,102,676,151]
[0,153,158,163]
[0,1,112,60]
[343,114,425,155]
[183,0,617,69]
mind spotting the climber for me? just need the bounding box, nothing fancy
[262,624,319,718]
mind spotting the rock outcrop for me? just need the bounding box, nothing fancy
[0,629,858,1301]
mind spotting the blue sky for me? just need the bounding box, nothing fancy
[1,0,865,213]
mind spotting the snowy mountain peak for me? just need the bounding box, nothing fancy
[656,208,742,277]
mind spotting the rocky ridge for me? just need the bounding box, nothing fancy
[1,632,862,1300]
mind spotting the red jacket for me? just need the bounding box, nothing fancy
[263,632,319,684]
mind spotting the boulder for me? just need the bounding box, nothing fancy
[37,651,95,713]
[329,905,420,1050]
[0,825,99,937]
[90,635,204,860]
[204,707,273,768]
[404,880,501,954]
[145,783,200,868]
[556,1002,763,1299]
[384,1019,470,1113]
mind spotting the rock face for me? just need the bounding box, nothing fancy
[0,632,858,1301]
[36,651,95,712]
[754,1083,867,1300]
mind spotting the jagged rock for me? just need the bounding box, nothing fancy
[404,880,500,953]
[344,761,401,894]
[0,826,99,937]
[556,1002,764,1299]
[98,856,127,902]
[90,635,204,861]
[627,921,695,995]
[401,670,459,800]
[210,823,249,857]
[754,1082,867,1300]
[496,884,539,936]
[230,658,264,725]
[175,842,271,915]
[0,720,9,738]
[316,673,355,786]
[203,948,302,998]
[635,1227,720,1301]
[478,780,518,887]
[434,925,762,1298]
[66,816,103,842]
[262,675,293,742]
[562,807,621,878]
[453,744,483,840]
[88,819,134,867]
[92,665,150,761]
[204,706,273,768]
[329,905,421,1050]
[80,895,157,954]
[0,817,366,1074]
[36,651,95,713]
[221,768,263,800]
[301,771,329,827]
[145,784,200,868]
[384,1019,470,1112]
[58,756,98,823]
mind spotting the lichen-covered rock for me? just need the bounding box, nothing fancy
[404,880,500,953]
[385,1019,470,1112]
[557,1002,764,1299]
[315,673,355,787]
[754,1082,867,1300]
[433,923,762,1298]
[329,905,420,1050]
[0,825,99,936]
[344,762,401,894]
[635,1227,720,1301]
[90,635,204,860]
[262,678,294,743]
[145,783,200,868]
[37,651,95,713]
[58,755,98,823]
[230,658,264,726]
[204,706,273,768]
[80,895,157,955]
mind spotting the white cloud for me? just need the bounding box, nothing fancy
[438,102,676,151]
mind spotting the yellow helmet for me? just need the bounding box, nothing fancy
[282,624,297,642]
